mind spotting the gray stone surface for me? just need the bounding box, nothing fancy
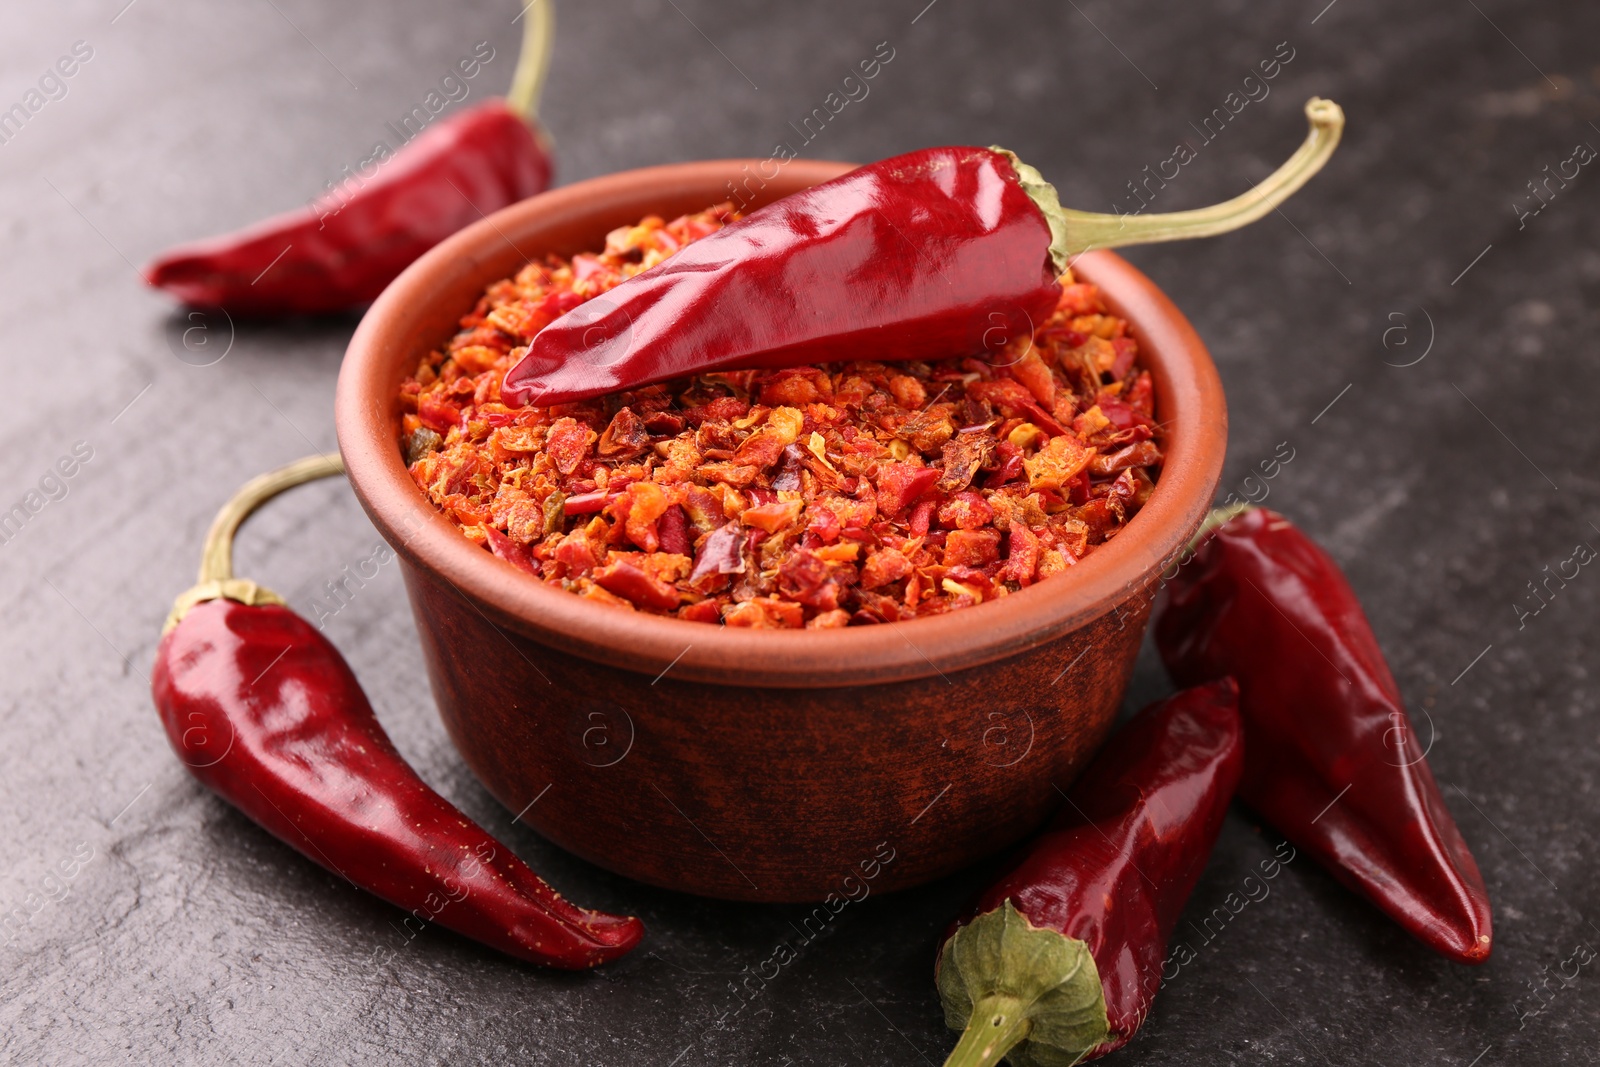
[1,0,1596,1063]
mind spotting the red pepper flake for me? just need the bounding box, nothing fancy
[545,417,596,475]
[484,526,538,576]
[689,521,747,583]
[1002,520,1041,586]
[1090,439,1162,476]
[876,463,941,517]
[723,597,805,629]
[776,549,841,611]
[861,548,913,590]
[620,482,669,552]
[742,499,803,533]
[1008,349,1056,407]
[944,528,1002,569]
[417,395,462,434]
[657,504,691,556]
[935,441,984,494]
[592,558,679,611]
[1109,337,1139,379]
[597,407,650,458]
[1023,434,1095,491]
[564,490,622,516]
[937,490,994,530]
[806,504,842,544]
[982,445,1027,490]
[552,527,602,576]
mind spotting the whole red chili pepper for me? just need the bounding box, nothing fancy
[144,5,555,315]
[1155,505,1493,964]
[503,99,1343,407]
[151,455,643,969]
[935,679,1244,1066]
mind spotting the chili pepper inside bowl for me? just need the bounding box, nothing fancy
[335,160,1226,902]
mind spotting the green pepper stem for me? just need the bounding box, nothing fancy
[1185,501,1254,555]
[941,994,1033,1067]
[504,0,556,125]
[1064,97,1342,257]
[1005,98,1344,272]
[197,454,347,585]
[163,454,347,635]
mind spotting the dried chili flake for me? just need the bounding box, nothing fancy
[545,417,596,475]
[937,491,995,531]
[417,396,462,434]
[593,558,679,611]
[937,431,995,494]
[944,528,1002,569]
[861,548,914,590]
[597,407,650,458]
[1024,434,1095,491]
[877,463,941,517]
[724,597,805,629]
[689,522,747,583]
[1090,439,1162,477]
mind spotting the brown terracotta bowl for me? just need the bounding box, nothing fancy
[335,160,1226,903]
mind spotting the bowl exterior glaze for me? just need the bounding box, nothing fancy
[403,560,1149,900]
[336,160,1226,902]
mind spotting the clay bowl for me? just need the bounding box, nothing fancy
[336,159,1226,903]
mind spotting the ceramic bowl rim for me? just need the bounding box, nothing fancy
[334,158,1226,688]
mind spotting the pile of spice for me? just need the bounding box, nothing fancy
[399,205,1162,628]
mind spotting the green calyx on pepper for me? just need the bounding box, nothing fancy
[937,901,1110,1067]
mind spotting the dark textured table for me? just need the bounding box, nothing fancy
[3,0,1597,1063]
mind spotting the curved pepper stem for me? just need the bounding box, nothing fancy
[504,0,556,126]
[164,453,346,633]
[1008,98,1345,271]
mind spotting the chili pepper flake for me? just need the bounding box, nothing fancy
[399,206,1162,627]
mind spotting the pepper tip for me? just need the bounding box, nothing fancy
[577,911,646,962]
[1443,928,1493,965]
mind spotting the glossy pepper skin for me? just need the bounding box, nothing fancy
[502,146,1061,406]
[154,452,641,970]
[936,680,1243,1066]
[1155,506,1493,964]
[151,601,643,966]
[505,99,1346,408]
[145,100,551,315]
[153,596,641,970]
